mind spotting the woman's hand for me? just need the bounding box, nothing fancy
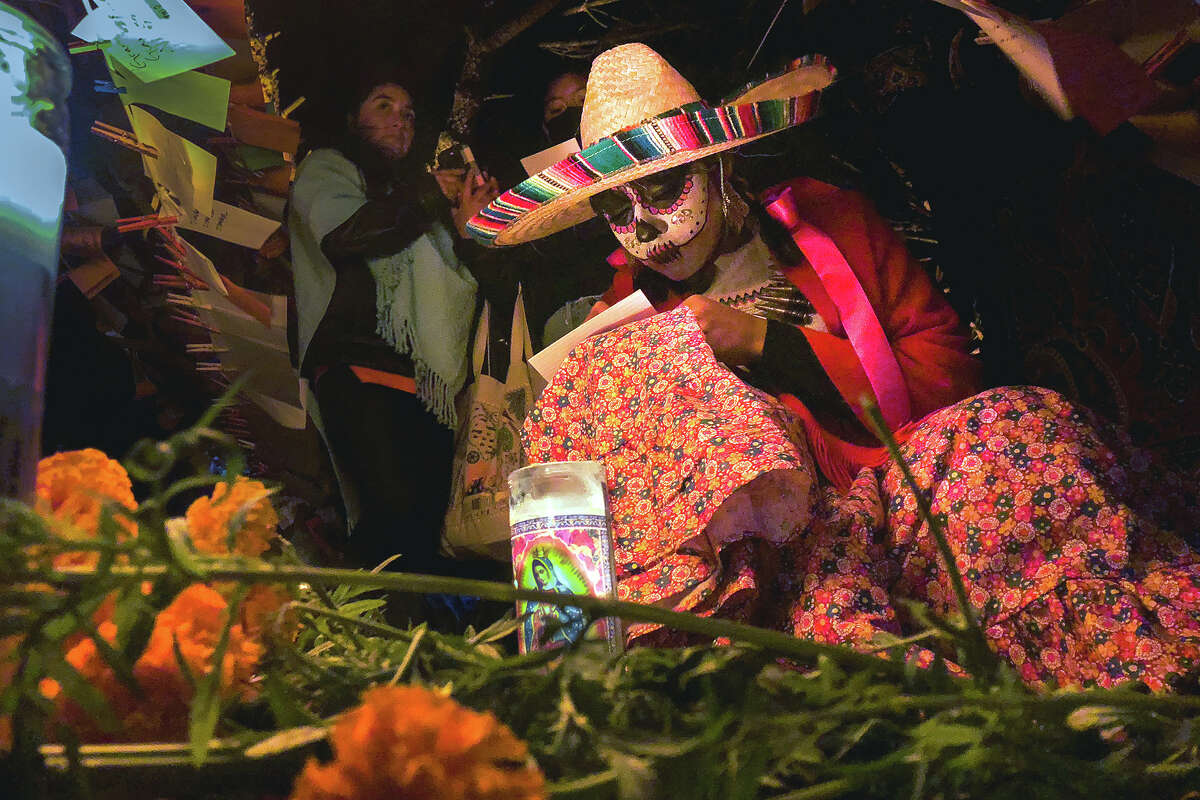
[584,299,610,322]
[452,168,500,239]
[681,294,767,367]
[432,168,466,205]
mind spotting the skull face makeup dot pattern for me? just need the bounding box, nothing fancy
[589,164,721,281]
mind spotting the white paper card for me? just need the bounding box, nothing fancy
[931,0,1072,120]
[164,195,280,249]
[71,0,234,83]
[177,234,228,295]
[528,290,656,383]
[520,138,581,177]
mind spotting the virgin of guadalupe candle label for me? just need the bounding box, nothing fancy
[511,514,620,654]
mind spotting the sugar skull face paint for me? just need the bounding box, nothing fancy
[589,163,723,281]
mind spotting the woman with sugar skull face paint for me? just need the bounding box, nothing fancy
[468,45,1200,691]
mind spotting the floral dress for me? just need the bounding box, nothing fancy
[524,309,1200,690]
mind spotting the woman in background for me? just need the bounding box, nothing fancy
[289,67,497,578]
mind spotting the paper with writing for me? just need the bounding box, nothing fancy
[71,0,234,83]
[162,194,280,249]
[127,105,217,217]
[108,57,230,131]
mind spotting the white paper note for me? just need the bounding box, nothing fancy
[127,105,217,217]
[520,138,582,177]
[164,195,280,249]
[528,290,656,383]
[930,0,1072,120]
[175,234,228,295]
[72,0,234,83]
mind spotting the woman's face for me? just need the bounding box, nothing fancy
[355,83,415,159]
[589,163,724,281]
[532,562,551,588]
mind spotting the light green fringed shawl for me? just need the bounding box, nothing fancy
[290,149,477,428]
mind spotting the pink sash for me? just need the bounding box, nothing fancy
[765,186,912,429]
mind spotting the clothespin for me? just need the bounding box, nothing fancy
[91,121,159,158]
[165,291,197,307]
[153,254,205,288]
[154,227,188,258]
[93,80,126,95]
[170,313,216,332]
[194,361,226,372]
[68,40,110,55]
[185,343,230,354]
[280,95,306,119]
[116,214,178,233]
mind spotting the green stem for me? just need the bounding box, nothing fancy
[774,777,856,799]
[61,564,911,679]
[859,402,991,657]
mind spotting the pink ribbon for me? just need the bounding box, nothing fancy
[765,186,912,429]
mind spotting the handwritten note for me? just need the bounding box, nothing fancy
[108,57,230,131]
[163,194,280,249]
[72,0,234,83]
[127,105,217,217]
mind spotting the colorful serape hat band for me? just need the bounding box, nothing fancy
[468,55,835,247]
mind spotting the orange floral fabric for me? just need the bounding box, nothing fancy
[290,686,546,800]
[524,309,816,639]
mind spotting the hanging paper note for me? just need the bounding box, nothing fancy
[237,144,287,172]
[176,234,228,295]
[126,105,217,216]
[164,194,280,249]
[930,0,1071,120]
[227,104,301,154]
[71,0,234,83]
[930,0,1159,134]
[108,57,230,131]
[68,256,121,299]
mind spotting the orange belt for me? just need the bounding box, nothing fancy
[349,365,417,394]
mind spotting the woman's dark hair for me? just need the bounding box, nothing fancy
[333,62,436,200]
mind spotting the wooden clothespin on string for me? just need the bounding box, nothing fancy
[68,40,110,55]
[116,214,178,233]
[91,122,160,158]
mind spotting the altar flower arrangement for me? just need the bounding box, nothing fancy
[3,408,1200,800]
[16,450,289,745]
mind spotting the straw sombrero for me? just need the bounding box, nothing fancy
[467,43,836,247]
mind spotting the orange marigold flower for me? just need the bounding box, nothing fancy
[240,584,297,640]
[186,478,279,557]
[290,686,546,800]
[45,585,264,743]
[35,449,137,568]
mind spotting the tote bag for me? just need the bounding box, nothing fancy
[440,286,535,560]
